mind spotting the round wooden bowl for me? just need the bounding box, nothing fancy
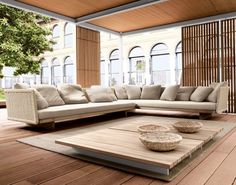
[139,133,182,152]
[173,121,203,133]
[137,124,170,134]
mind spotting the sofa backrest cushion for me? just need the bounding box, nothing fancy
[176,86,196,101]
[160,85,180,101]
[141,85,161,99]
[86,87,114,103]
[206,81,228,102]
[34,85,65,106]
[125,85,141,100]
[14,83,30,89]
[190,86,213,102]
[113,86,128,99]
[57,84,88,104]
[90,86,117,101]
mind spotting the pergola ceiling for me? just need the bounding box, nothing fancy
[2,0,236,35]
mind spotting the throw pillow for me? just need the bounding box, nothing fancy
[34,85,65,106]
[14,83,30,89]
[176,86,196,101]
[141,85,161,99]
[125,85,141,100]
[57,84,88,104]
[33,90,49,110]
[206,81,228,102]
[160,85,180,101]
[113,86,128,99]
[190,86,213,102]
[86,88,113,103]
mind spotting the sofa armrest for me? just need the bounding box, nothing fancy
[5,89,39,124]
[216,86,229,113]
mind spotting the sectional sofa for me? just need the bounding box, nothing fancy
[5,82,229,129]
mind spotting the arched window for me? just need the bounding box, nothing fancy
[128,46,145,85]
[51,58,61,85]
[63,56,74,83]
[52,24,60,50]
[150,43,170,85]
[41,60,49,84]
[100,55,106,86]
[109,49,121,86]
[64,23,73,48]
[175,42,182,84]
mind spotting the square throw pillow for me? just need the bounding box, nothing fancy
[33,90,49,110]
[57,84,88,104]
[175,86,196,101]
[206,81,228,102]
[141,85,161,99]
[14,83,30,89]
[125,85,141,100]
[190,86,213,102]
[86,88,113,103]
[90,86,117,101]
[160,85,180,101]
[113,86,128,99]
[34,85,65,106]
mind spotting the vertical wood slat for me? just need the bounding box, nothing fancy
[182,21,219,87]
[221,18,236,113]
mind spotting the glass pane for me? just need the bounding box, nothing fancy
[64,64,74,83]
[65,23,73,34]
[151,43,169,55]
[52,25,60,38]
[41,67,49,84]
[52,65,61,85]
[64,34,73,48]
[110,49,119,60]
[52,58,60,66]
[129,47,144,58]
[100,61,106,73]
[64,56,73,65]
[176,42,182,53]
[110,59,121,73]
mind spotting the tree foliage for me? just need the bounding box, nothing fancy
[0,4,54,78]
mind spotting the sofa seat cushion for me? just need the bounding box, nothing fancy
[132,100,216,111]
[38,102,136,120]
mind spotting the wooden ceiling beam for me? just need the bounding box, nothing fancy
[75,0,167,23]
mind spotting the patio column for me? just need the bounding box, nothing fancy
[76,26,100,87]
[118,34,124,84]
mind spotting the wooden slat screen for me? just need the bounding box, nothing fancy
[182,21,219,86]
[221,18,236,113]
[76,26,100,87]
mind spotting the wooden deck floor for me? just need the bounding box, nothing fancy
[0,109,236,185]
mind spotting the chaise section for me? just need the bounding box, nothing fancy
[38,101,136,122]
[132,100,216,112]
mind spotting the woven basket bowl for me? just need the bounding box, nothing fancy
[139,133,182,152]
[173,121,203,133]
[138,124,170,135]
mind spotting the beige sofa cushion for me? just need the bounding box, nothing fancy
[132,99,216,111]
[113,86,128,99]
[190,86,213,102]
[57,84,88,104]
[91,86,117,101]
[14,83,30,89]
[34,90,49,110]
[125,85,141,99]
[207,82,228,102]
[176,86,196,101]
[34,85,65,106]
[160,85,180,101]
[141,85,161,99]
[86,87,116,103]
[38,101,136,120]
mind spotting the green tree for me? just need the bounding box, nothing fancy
[0,4,54,78]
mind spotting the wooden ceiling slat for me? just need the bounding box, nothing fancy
[16,0,236,33]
